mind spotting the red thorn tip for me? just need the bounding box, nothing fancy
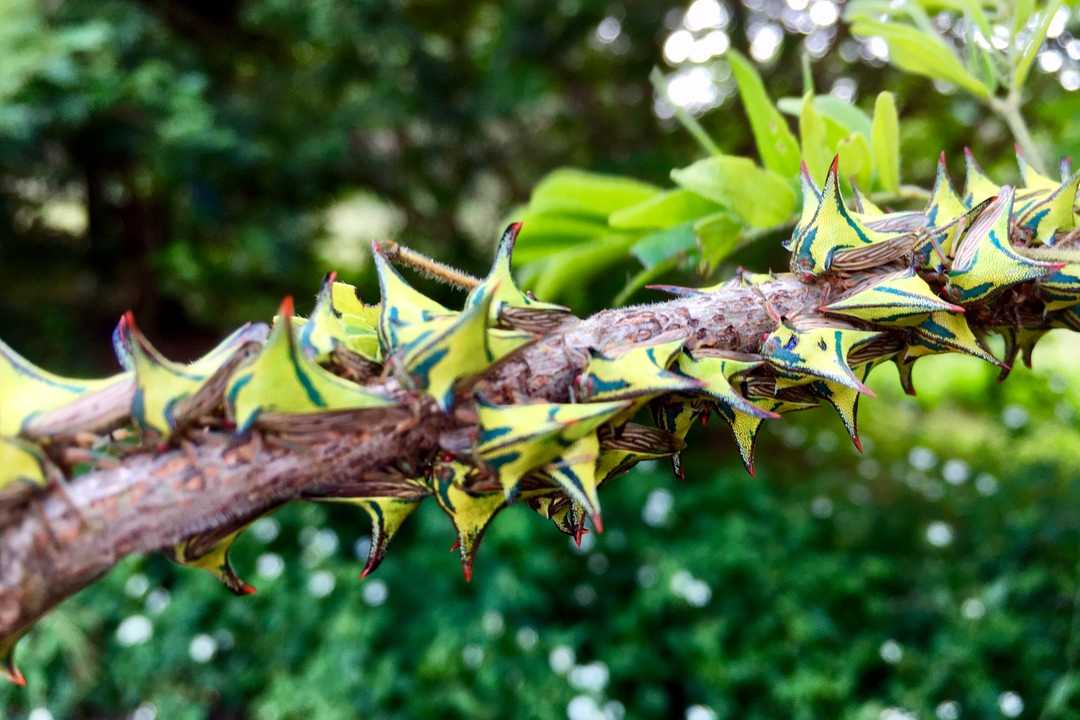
[327,270,338,283]
[155,441,170,454]
[591,512,604,534]
[449,539,460,552]
[947,303,966,314]
[7,669,25,687]
[852,436,864,453]
[239,583,257,595]
[746,463,756,477]
[280,296,295,317]
[507,221,523,235]
[964,146,974,158]
[463,561,473,583]
[828,155,840,175]
[938,150,947,164]
[856,382,877,399]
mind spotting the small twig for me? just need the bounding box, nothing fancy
[380,240,481,290]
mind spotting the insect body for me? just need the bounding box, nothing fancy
[789,156,898,278]
[226,297,395,432]
[320,495,422,578]
[0,339,132,439]
[297,273,382,363]
[115,314,268,438]
[429,461,506,581]
[948,187,1062,305]
[475,399,630,500]
[760,320,878,396]
[165,526,257,596]
[820,267,964,326]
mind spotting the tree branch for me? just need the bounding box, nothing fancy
[0,276,817,637]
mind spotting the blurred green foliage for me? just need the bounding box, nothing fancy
[3,0,1080,718]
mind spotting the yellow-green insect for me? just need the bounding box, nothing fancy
[165,526,257,596]
[429,461,506,581]
[1015,170,1080,246]
[804,370,873,452]
[996,326,1049,380]
[893,311,1002,394]
[532,431,604,531]
[226,297,395,432]
[475,399,630,499]
[576,339,700,403]
[1013,245,1080,311]
[1,629,27,686]
[714,383,817,476]
[923,152,969,261]
[789,156,897,278]
[760,319,878,396]
[595,422,683,487]
[650,394,711,479]
[319,494,422,578]
[115,313,267,438]
[784,161,822,252]
[465,222,571,326]
[675,349,777,419]
[0,436,49,505]
[373,243,455,353]
[819,267,964,326]
[393,284,494,411]
[297,272,382,363]
[948,186,1063,304]
[1016,149,1065,193]
[962,147,999,208]
[849,179,884,219]
[0,338,132,439]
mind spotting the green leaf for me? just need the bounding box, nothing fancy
[836,132,873,191]
[850,20,990,99]
[1013,0,1063,92]
[727,50,801,178]
[531,234,639,300]
[871,91,900,193]
[609,189,721,230]
[528,169,661,219]
[631,223,697,268]
[779,95,873,139]
[813,96,873,138]
[670,155,797,229]
[513,212,608,263]
[649,68,722,157]
[799,92,831,187]
[694,211,744,270]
